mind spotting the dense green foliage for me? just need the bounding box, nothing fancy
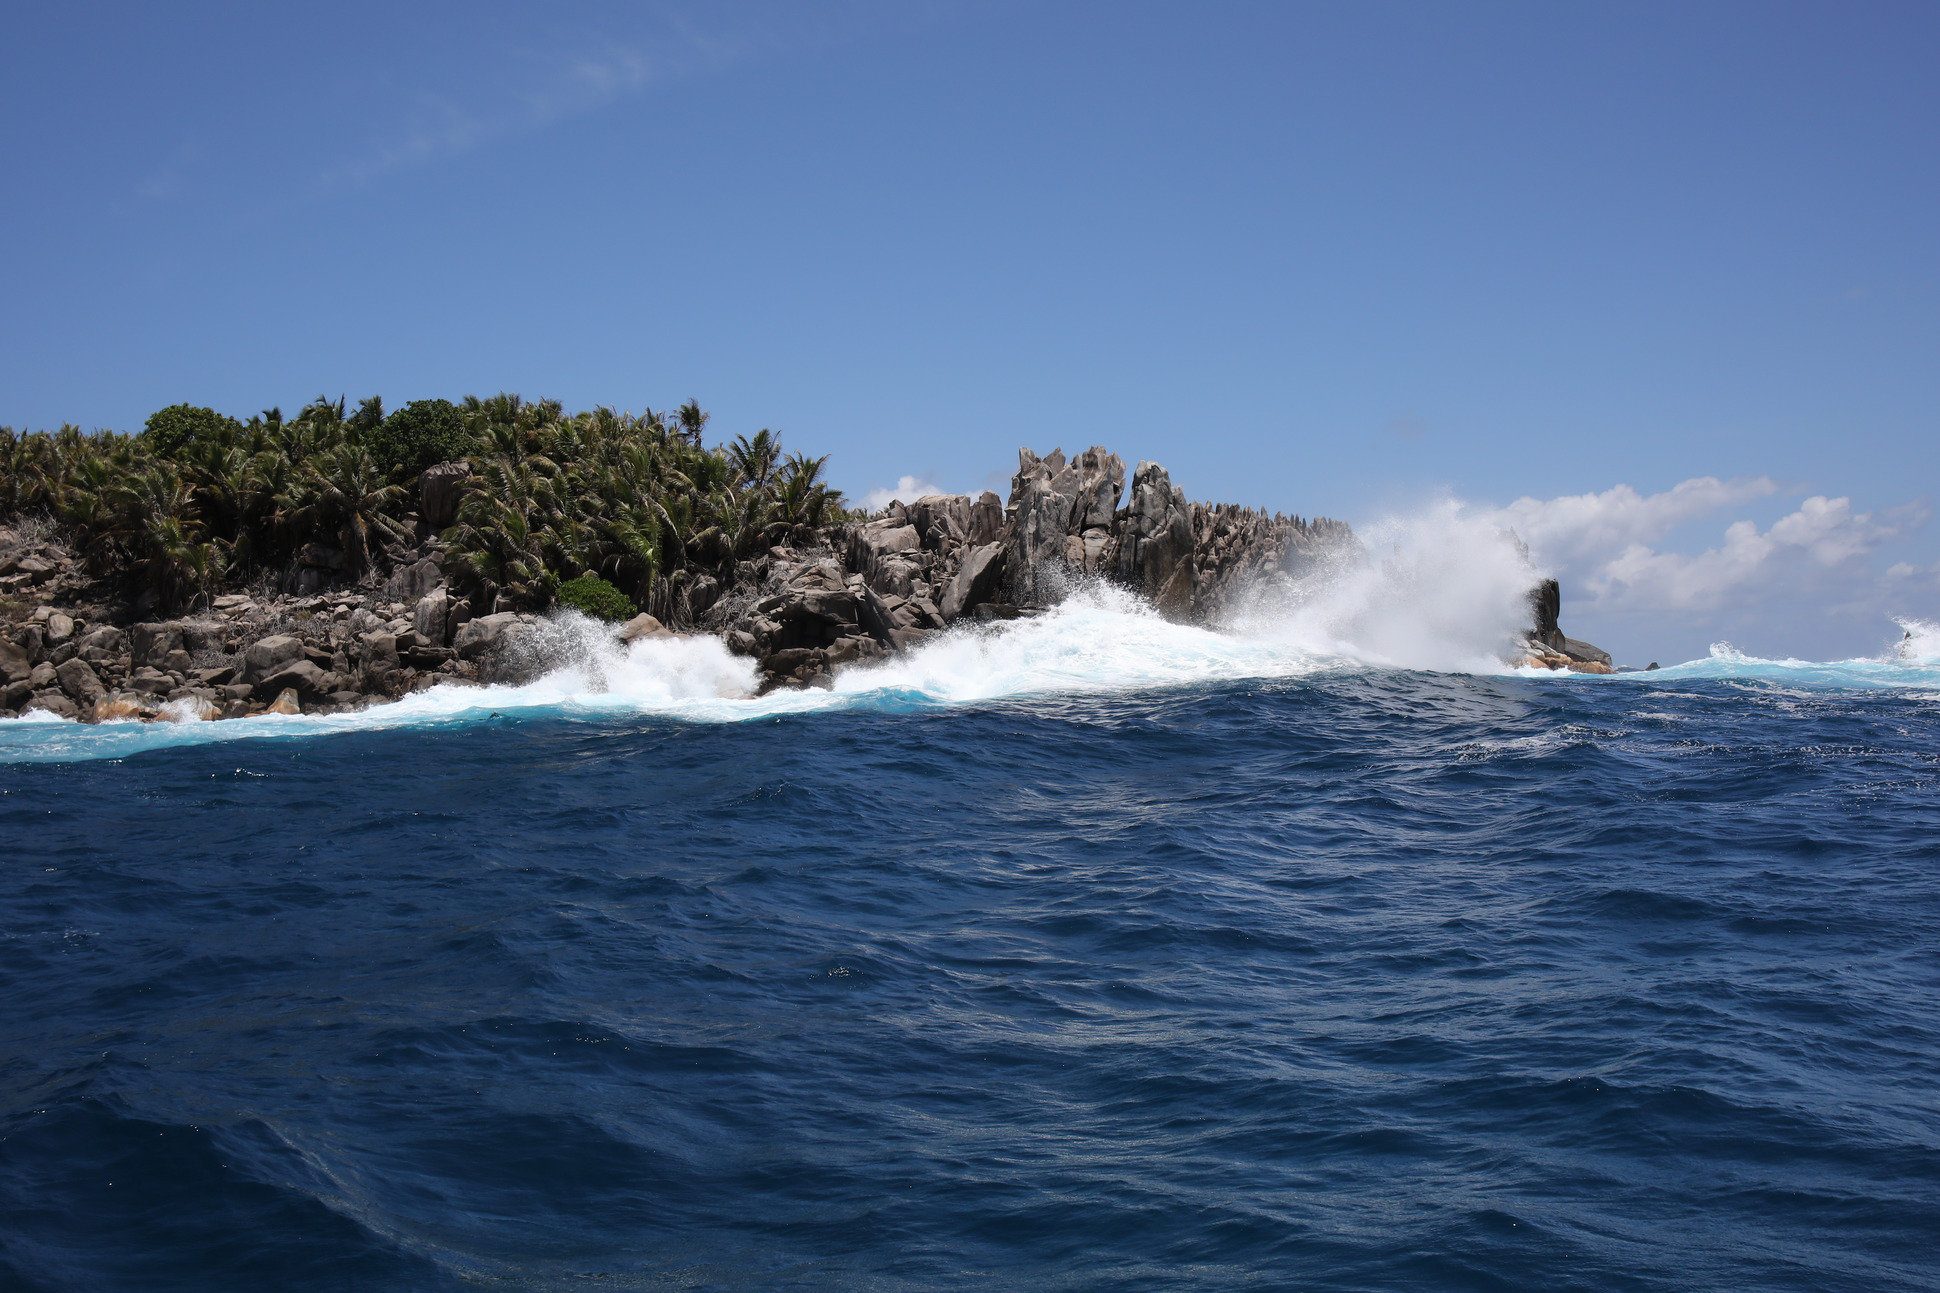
[0,393,850,617]
[141,404,241,458]
[554,574,637,622]
[368,398,472,481]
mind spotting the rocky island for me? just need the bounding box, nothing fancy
[0,397,1619,722]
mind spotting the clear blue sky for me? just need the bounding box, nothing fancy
[4,1,1935,659]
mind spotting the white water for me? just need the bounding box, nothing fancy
[5,520,1937,762]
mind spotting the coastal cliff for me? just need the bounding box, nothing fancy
[1,439,1612,721]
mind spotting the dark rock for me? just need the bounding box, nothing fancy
[939,542,1006,621]
[414,588,450,645]
[2,679,31,711]
[1557,636,1613,667]
[1113,460,1196,618]
[193,665,237,686]
[27,692,78,719]
[131,622,181,667]
[56,658,105,706]
[253,659,329,701]
[384,557,443,603]
[452,612,525,660]
[299,542,346,571]
[419,460,471,531]
[243,635,305,682]
[28,662,57,689]
[0,637,29,682]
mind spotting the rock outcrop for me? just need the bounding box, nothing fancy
[1518,577,1615,672]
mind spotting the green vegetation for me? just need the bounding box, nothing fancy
[368,398,471,482]
[0,393,851,617]
[555,574,637,623]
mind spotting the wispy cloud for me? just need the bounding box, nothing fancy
[319,4,935,190]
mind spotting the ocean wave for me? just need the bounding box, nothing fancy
[5,595,1938,764]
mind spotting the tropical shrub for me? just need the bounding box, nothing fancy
[368,399,472,481]
[555,574,636,622]
[141,404,240,458]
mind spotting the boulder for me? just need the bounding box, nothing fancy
[253,659,329,701]
[360,632,400,672]
[1113,460,1196,619]
[414,588,450,645]
[619,613,670,643]
[56,658,105,706]
[419,459,472,531]
[129,623,168,663]
[2,680,31,711]
[908,495,972,548]
[77,626,125,656]
[28,662,57,689]
[847,521,922,592]
[452,612,524,660]
[265,689,303,715]
[1558,637,1613,667]
[0,637,29,683]
[384,557,443,603]
[243,635,305,682]
[27,692,78,720]
[44,612,74,644]
[967,490,1005,546]
[94,692,159,722]
[939,542,1006,621]
[1005,446,1126,607]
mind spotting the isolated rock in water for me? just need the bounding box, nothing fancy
[618,613,670,642]
[1522,577,1614,667]
[1558,637,1612,667]
[266,688,302,715]
[243,634,305,682]
[56,658,105,706]
[940,542,1007,621]
[419,460,471,531]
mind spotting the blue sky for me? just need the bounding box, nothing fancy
[3,1,1935,662]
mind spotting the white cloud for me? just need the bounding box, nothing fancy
[1496,475,1781,566]
[1488,479,1934,645]
[860,475,946,513]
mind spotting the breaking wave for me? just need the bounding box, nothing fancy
[5,528,1937,763]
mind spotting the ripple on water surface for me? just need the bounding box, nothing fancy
[1,641,1938,1291]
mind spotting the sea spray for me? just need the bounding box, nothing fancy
[1222,499,1546,673]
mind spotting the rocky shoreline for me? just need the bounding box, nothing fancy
[0,445,1621,722]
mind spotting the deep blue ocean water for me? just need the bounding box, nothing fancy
[3,612,1938,1291]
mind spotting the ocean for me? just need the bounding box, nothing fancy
[3,594,1937,1291]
